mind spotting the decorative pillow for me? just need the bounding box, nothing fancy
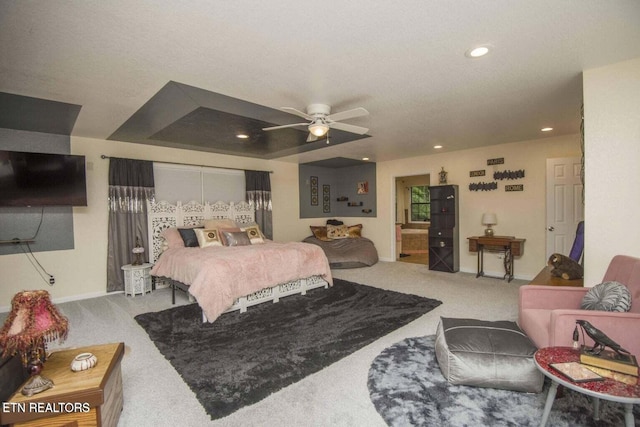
[347,224,363,238]
[242,225,265,244]
[221,230,252,247]
[326,219,344,226]
[580,281,632,312]
[310,226,332,242]
[218,227,241,246]
[327,224,349,239]
[194,228,223,247]
[161,227,185,249]
[203,218,237,230]
[177,227,203,247]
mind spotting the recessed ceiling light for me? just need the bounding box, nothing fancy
[362,157,369,161]
[465,45,490,58]
[434,145,443,149]
[236,134,249,139]
[541,127,553,132]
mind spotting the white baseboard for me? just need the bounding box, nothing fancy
[0,290,113,314]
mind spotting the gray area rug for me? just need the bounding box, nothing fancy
[368,335,640,426]
[135,279,441,420]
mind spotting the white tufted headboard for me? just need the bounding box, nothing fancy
[146,200,255,263]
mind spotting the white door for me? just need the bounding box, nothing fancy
[546,157,584,258]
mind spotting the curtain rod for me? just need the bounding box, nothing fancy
[100,155,273,174]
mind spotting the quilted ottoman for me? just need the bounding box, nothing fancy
[435,317,543,393]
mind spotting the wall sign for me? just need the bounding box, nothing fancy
[470,170,486,177]
[505,184,524,192]
[487,158,504,165]
[494,169,525,180]
[469,182,498,191]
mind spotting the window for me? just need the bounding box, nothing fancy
[153,163,245,204]
[410,185,430,222]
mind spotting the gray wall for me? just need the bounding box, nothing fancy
[299,163,376,218]
[0,129,76,255]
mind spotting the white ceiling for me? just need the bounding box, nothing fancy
[1,1,639,164]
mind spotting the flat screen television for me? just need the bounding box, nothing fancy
[0,150,87,206]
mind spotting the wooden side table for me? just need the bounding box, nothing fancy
[529,265,583,287]
[0,342,125,427]
[121,263,153,297]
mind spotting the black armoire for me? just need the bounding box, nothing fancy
[428,184,459,272]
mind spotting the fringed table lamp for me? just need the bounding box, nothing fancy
[0,290,68,396]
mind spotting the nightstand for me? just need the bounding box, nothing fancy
[0,342,125,427]
[121,263,153,297]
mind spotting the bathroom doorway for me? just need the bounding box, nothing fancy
[395,174,430,265]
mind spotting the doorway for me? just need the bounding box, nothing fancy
[395,174,431,265]
[545,157,584,259]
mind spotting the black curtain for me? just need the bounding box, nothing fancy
[106,158,155,292]
[245,170,272,239]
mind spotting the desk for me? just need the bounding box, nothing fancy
[467,235,525,282]
[0,342,124,427]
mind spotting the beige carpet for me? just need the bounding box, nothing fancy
[0,261,527,426]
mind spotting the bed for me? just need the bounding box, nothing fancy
[303,223,379,268]
[147,200,332,322]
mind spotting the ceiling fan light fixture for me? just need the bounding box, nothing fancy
[309,121,329,137]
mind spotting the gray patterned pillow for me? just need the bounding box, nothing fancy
[580,281,632,312]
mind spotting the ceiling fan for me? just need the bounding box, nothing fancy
[262,103,369,142]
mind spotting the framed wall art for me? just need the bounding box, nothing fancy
[310,176,318,206]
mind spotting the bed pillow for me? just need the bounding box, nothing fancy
[194,228,223,247]
[327,224,349,239]
[221,230,252,247]
[580,281,632,312]
[203,218,237,230]
[310,226,332,242]
[347,224,363,238]
[242,225,265,244]
[177,227,204,247]
[218,227,241,246]
[161,227,185,249]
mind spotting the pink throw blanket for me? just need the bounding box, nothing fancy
[151,241,333,322]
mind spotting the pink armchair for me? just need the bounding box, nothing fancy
[519,255,640,357]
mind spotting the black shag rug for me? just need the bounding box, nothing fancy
[368,335,640,426]
[135,279,442,420]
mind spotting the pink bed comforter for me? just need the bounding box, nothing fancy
[150,241,333,322]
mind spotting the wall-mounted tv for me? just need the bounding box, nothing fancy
[0,150,87,207]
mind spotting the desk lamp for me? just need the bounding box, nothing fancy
[482,213,497,236]
[0,290,69,396]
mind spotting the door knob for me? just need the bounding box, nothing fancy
[547,226,555,231]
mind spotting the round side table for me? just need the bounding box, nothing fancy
[121,263,153,297]
[534,346,640,427]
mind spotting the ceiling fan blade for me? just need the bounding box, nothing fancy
[327,107,369,122]
[281,107,312,120]
[329,122,369,135]
[262,122,308,131]
[306,133,318,142]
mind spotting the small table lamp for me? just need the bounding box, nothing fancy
[132,236,145,266]
[482,213,497,236]
[0,290,69,396]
